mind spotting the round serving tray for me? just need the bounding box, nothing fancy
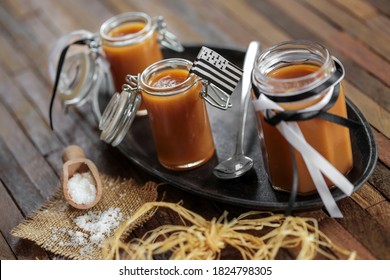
[103,45,377,212]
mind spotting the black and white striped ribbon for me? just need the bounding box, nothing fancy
[189,46,243,95]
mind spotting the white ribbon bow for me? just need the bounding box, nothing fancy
[252,87,354,218]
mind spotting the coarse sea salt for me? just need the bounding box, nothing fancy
[67,172,96,205]
[59,207,123,258]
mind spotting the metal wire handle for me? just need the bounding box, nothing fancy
[199,79,232,110]
[154,16,184,52]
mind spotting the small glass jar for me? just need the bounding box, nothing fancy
[100,58,215,170]
[140,59,215,169]
[252,40,353,195]
[100,12,183,115]
[48,12,183,120]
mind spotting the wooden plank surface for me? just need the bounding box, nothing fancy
[0,180,49,259]
[0,232,16,260]
[0,0,389,261]
[337,198,390,259]
[303,0,390,60]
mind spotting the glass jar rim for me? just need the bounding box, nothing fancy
[253,40,335,97]
[140,58,199,96]
[100,12,154,46]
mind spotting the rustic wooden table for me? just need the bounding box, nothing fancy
[0,0,389,260]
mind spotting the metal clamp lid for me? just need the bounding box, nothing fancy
[154,16,184,53]
[200,81,232,110]
[99,75,141,146]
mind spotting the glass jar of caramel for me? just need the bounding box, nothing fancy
[48,12,183,121]
[251,40,353,195]
[100,58,215,170]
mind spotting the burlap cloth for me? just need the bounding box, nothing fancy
[11,174,158,260]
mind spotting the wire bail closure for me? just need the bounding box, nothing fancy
[199,80,232,110]
[154,16,184,53]
[123,74,140,92]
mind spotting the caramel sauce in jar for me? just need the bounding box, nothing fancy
[252,41,353,195]
[259,64,353,194]
[100,13,163,112]
[140,59,215,170]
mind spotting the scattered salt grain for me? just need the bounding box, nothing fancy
[67,172,96,205]
[58,207,124,258]
[73,207,123,247]
[68,230,88,246]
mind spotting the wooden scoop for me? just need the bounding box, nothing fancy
[61,145,102,209]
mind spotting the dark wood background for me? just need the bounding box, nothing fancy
[0,0,389,260]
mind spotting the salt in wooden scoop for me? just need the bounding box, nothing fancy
[62,145,102,209]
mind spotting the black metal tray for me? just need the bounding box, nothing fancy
[110,45,377,212]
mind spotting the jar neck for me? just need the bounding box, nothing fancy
[99,12,154,47]
[140,58,199,96]
[252,40,335,101]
